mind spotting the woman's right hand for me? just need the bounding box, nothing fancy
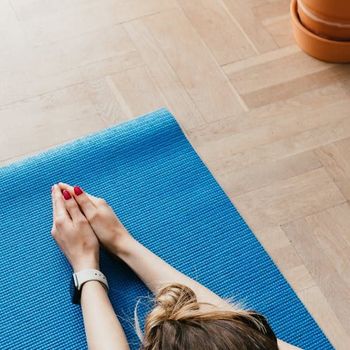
[51,184,100,272]
[57,182,132,256]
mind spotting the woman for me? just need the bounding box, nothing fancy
[51,182,302,350]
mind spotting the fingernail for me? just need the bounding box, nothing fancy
[74,186,83,196]
[62,190,72,200]
[51,184,55,192]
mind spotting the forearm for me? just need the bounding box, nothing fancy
[81,281,130,350]
[115,236,233,309]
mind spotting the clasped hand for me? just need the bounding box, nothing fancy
[51,183,130,272]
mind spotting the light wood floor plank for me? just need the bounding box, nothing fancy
[177,0,256,65]
[84,79,132,126]
[242,65,350,109]
[263,16,294,48]
[256,1,293,49]
[207,113,350,172]
[305,205,350,288]
[0,83,105,162]
[298,286,350,350]
[189,100,350,172]
[315,138,350,201]
[234,168,345,228]
[124,20,204,129]
[0,24,140,106]
[282,216,350,335]
[140,9,246,121]
[254,226,291,251]
[0,1,25,54]
[218,151,322,196]
[225,51,332,95]
[323,203,350,247]
[221,0,278,53]
[254,226,316,292]
[107,66,167,119]
[10,0,179,45]
[283,265,315,293]
[187,80,350,137]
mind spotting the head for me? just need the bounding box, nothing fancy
[139,284,278,350]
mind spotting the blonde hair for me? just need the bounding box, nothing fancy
[138,283,278,350]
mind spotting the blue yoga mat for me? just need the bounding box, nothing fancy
[0,108,333,349]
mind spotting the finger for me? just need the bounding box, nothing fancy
[58,182,96,219]
[62,190,86,221]
[51,185,57,220]
[58,182,100,205]
[51,221,57,238]
[52,184,70,222]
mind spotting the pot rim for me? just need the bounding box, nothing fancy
[291,0,350,45]
[297,0,350,28]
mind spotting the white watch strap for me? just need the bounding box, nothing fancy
[73,269,109,291]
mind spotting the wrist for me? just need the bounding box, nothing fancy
[73,258,100,273]
[110,234,138,259]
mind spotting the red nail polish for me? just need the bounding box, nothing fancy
[74,186,83,196]
[62,190,71,200]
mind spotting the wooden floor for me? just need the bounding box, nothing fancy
[1,0,349,348]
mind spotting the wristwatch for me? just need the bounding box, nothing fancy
[70,269,109,305]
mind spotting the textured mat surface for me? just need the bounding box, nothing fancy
[0,108,333,349]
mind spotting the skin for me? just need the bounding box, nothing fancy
[51,182,302,350]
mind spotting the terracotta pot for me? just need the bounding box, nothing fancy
[297,0,350,40]
[290,0,350,63]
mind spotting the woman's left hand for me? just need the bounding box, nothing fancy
[51,184,100,272]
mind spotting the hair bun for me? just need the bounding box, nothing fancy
[144,283,200,338]
[141,284,200,348]
[155,283,199,320]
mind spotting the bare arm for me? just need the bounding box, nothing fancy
[81,281,130,350]
[115,236,233,310]
[51,185,130,350]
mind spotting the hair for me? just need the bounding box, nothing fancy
[138,283,279,350]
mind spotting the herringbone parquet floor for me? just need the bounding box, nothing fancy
[1,1,349,348]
